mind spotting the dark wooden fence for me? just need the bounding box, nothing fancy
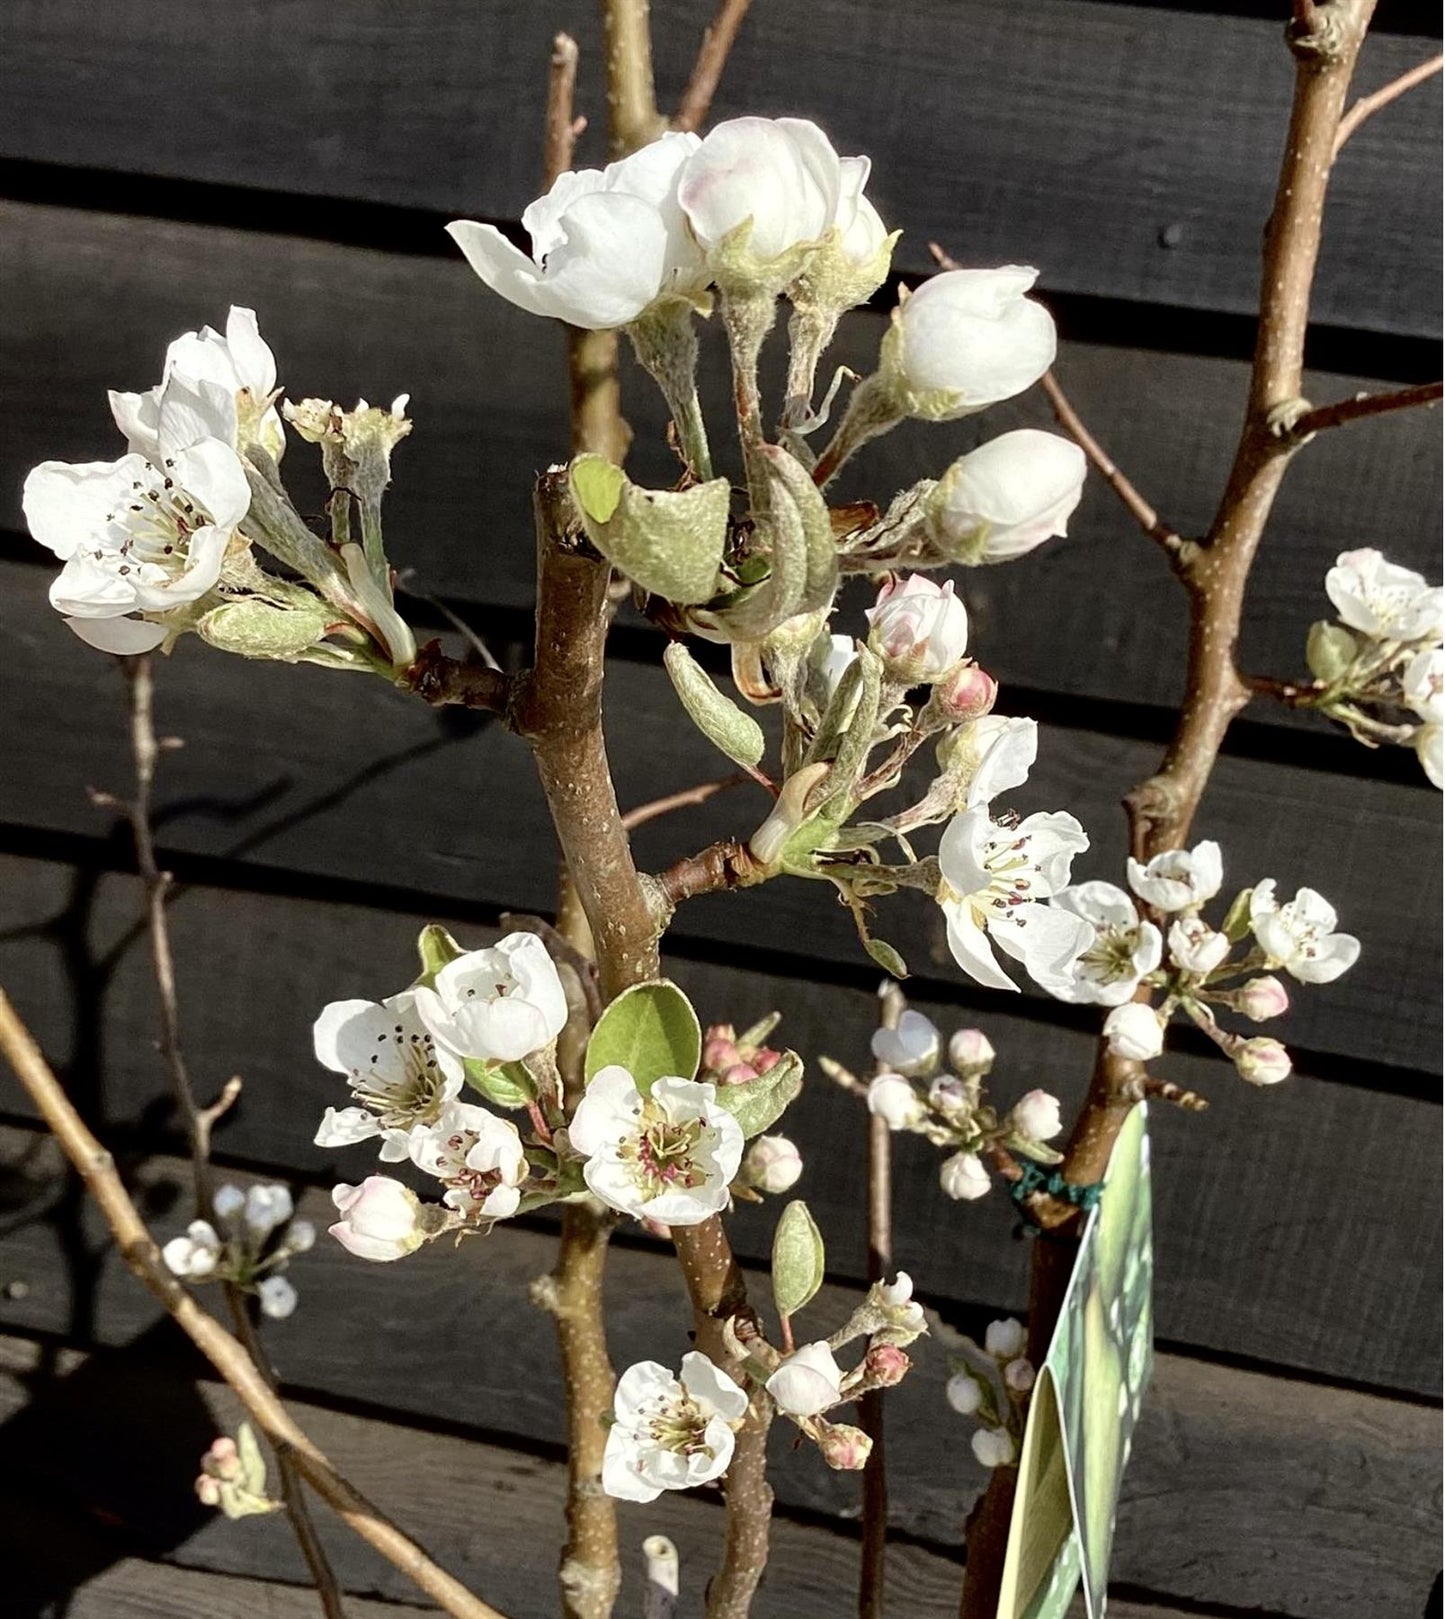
[0,2,1439,1616]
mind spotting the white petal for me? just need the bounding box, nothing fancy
[314,1106,381,1148]
[1291,932,1360,984]
[601,1426,663,1502]
[225,306,277,397]
[942,899,1019,991]
[568,1066,642,1158]
[446,220,560,320]
[964,716,1038,808]
[66,614,169,654]
[22,457,131,559]
[680,1350,749,1421]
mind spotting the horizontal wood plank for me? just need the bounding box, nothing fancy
[0,1156,1436,1618]
[0,854,1437,1393]
[0,1,1437,335]
[2,201,1440,734]
[0,559,1438,1076]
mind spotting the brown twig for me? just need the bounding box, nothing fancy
[673,0,755,133]
[858,982,904,1619]
[654,838,768,907]
[105,657,345,1619]
[1247,673,1321,706]
[1333,51,1442,153]
[0,991,508,1619]
[1291,380,1443,437]
[397,642,514,713]
[621,774,749,831]
[1122,1075,1209,1112]
[602,0,665,157]
[545,35,586,188]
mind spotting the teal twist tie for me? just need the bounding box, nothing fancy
[1008,1161,1104,1233]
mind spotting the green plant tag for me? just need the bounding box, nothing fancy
[583,979,702,1093]
[771,1198,825,1318]
[713,1051,804,1137]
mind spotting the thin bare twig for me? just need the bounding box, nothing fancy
[545,34,586,189]
[1334,52,1442,153]
[0,991,508,1619]
[621,774,748,831]
[858,982,903,1619]
[673,0,755,133]
[1291,380,1443,437]
[106,657,344,1619]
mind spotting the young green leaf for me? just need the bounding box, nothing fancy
[864,936,909,979]
[415,923,465,983]
[712,1051,804,1137]
[772,1198,825,1318]
[663,641,766,768]
[583,980,703,1094]
[463,1057,536,1109]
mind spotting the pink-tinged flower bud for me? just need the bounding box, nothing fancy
[204,1436,241,1481]
[703,1028,741,1073]
[742,1134,803,1195]
[946,1371,983,1415]
[1008,1089,1062,1143]
[948,1028,996,1075]
[864,1344,912,1387]
[971,1426,1017,1468]
[929,1074,970,1114]
[1234,1037,1292,1087]
[940,1151,991,1202]
[984,1318,1026,1359]
[932,660,999,722]
[722,1062,760,1086]
[1003,1357,1036,1393]
[865,574,970,684]
[1237,975,1290,1022]
[195,1474,223,1507]
[816,1419,874,1472]
[328,1177,427,1262]
[867,1072,925,1131]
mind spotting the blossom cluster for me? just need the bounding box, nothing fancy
[162,1180,314,1319]
[945,1317,1035,1468]
[1303,548,1442,787]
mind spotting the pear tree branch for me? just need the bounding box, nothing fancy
[1333,50,1442,152]
[673,0,755,133]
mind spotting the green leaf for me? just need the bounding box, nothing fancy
[583,979,702,1094]
[196,596,332,661]
[864,936,909,979]
[236,1423,268,1494]
[772,1199,825,1318]
[570,453,729,605]
[1220,887,1254,942]
[415,924,465,984]
[713,1051,804,1138]
[663,641,766,768]
[463,1057,536,1109]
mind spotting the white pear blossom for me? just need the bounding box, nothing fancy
[602,1352,748,1503]
[413,933,569,1064]
[1009,1089,1063,1142]
[1325,548,1442,643]
[893,267,1057,415]
[874,1272,928,1338]
[930,429,1087,564]
[163,1220,224,1279]
[1167,915,1230,976]
[1125,840,1224,913]
[312,991,464,1161]
[1248,881,1360,984]
[867,1072,925,1131]
[256,1276,298,1320]
[1403,646,1444,721]
[940,1151,991,1202]
[328,1177,428,1262]
[408,1101,528,1219]
[958,715,1040,811]
[212,1184,247,1222]
[1041,881,1162,1006]
[938,806,1091,992]
[1414,724,1443,789]
[972,1427,1016,1468]
[243,1184,294,1240]
[111,305,284,461]
[865,574,970,683]
[1102,1002,1164,1061]
[569,1067,744,1226]
[870,1009,940,1076]
[767,1341,844,1417]
[448,132,706,329]
[742,1134,803,1194]
[984,1318,1026,1359]
[677,117,854,270]
[23,374,249,652]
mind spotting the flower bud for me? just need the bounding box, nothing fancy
[195,1473,223,1507]
[1234,1037,1292,1087]
[244,1183,294,1240]
[945,1371,984,1415]
[930,660,999,722]
[162,1219,224,1279]
[928,1075,970,1115]
[889,268,1056,419]
[948,1028,996,1075]
[927,429,1086,564]
[865,574,969,684]
[1306,620,1358,684]
[816,1419,874,1471]
[870,1008,941,1077]
[281,1219,316,1255]
[257,1276,298,1320]
[940,1151,991,1202]
[971,1426,1017,1469]
[767,1341,844,1417]
[1237,975,1290,1022]
[867,1073,926,1131]
[1102,1002,1164,1061]
[1003,1357,1036,1393]
[203,1436,242,1482]
[1008,1089,1062,1143]
[742,1134,804,1195]
[984,1318,1026,1359]
[864,1343,912,1387]
[1168,916,1230,976]
[328,1177,427,1262]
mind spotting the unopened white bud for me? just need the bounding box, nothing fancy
[867,1073,926,1131]
[984,1318,1026,1359]
[940,1151,991,1202]
[1008,1089,1062,1142]
[946,1371,984,1415]
[1234,1037,1292,1086]
[742,1134,803,1195]
[1103,1002,1164,1061]
[971,1426,1016,1468]
[948,1027,996,1074]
